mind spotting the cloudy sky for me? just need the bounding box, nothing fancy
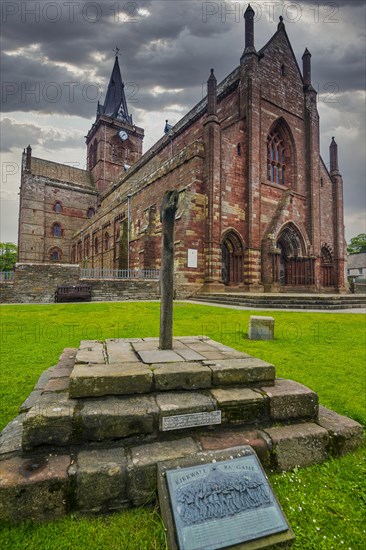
[1,0,365,244]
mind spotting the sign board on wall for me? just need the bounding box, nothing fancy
[188,249,198,268]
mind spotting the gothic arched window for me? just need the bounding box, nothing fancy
[53,223,61,237]
[267,131,286,185]
[104,232,110,251]
[53,201,62,213]
[89,139,97,169]
[50,248,61,261]
[87,207,95,219]
[84,236,90,258]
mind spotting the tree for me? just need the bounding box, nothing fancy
[347,233,366,255]
[0,242,17,271]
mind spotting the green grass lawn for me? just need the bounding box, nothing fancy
[0,302,365,549]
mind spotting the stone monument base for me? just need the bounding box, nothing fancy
[0,337,363,523]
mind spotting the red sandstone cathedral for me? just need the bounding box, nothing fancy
[18,6,346,295]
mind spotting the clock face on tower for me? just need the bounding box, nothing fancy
[119,130,128,141]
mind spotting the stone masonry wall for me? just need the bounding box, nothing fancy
[0,264,161,304]
[19,154,97,265]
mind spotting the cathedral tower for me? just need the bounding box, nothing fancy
[86,54,144,193]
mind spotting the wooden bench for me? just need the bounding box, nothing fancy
[54,285,92,303]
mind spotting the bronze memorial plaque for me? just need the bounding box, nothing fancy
[160,453,293,550]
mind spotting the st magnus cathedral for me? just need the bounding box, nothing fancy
[18,6,346,295]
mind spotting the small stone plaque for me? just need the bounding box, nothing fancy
[161,453,292,550]
[161,411,222,431]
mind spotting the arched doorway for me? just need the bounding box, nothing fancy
[221,231,244,285]
[276,224,313,286]
[321,245,334,287]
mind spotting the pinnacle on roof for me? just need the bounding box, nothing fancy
[97,55,132,124]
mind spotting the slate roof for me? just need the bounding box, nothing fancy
[31,157,95,190]
[347,253,366,269]
[97,56,132,124]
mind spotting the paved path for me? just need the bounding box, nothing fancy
[186,300,366,314]
[1,299,365,314]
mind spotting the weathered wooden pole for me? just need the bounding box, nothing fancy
[159,189,179,350]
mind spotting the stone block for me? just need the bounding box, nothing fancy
[261,379,318,421]
[57,348,78,369]
[316,405,364,456]
[175,349,205,361]
[105,339,140,363]
[0,454,70,522]
[198,428,271,467]
[74,447,128,513]
[138,350,183,364]
[248,316,275,340]
[44,378,70,392]
[209,358,275,386]
[202,340,251,357]
[49,366,73,379]
[79,340,101,348]
[34,368,55,390]
[19,390,42,413]
[69,363,153,398]
[198,350,230,360]
[105,339,133,350]
[187,342,220,352]
[132,341,160,351]
[265,423,330,471]
[128,438,198,506]
[0,414,25,458]
[153,363,212,391]
[108,351,140,364]
[75,342,105,364]
[210,388,268,425]
[80,395,158,441]
[175,337,201,343]
[22,394,77,449]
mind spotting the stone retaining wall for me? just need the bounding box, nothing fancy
[354,282,366,294]
[85,278,160,301]
[0,264,161,304]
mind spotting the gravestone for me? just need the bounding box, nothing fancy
[158,447,294,550]
[159,189,179,350]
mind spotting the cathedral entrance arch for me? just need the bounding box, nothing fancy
[221,231,244,285]
[276,223,313,286]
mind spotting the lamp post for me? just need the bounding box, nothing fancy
[127,193,132,274]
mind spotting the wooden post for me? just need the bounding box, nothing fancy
[159,190,178,350]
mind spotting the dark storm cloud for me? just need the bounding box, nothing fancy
[1,0,235,118]
[0,118,84,152]
[0,1,364,242]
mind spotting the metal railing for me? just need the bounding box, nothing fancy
[80,268,160,280]
[0,271,15,282]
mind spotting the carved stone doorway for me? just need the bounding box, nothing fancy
[276,224,314,286]
[221,231,244,285]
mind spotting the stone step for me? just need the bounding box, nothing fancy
[69,337,275,398]
[69,357,276,398]
[1,409,363,522]
[192,293,366,310]
[21,379,318,449]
